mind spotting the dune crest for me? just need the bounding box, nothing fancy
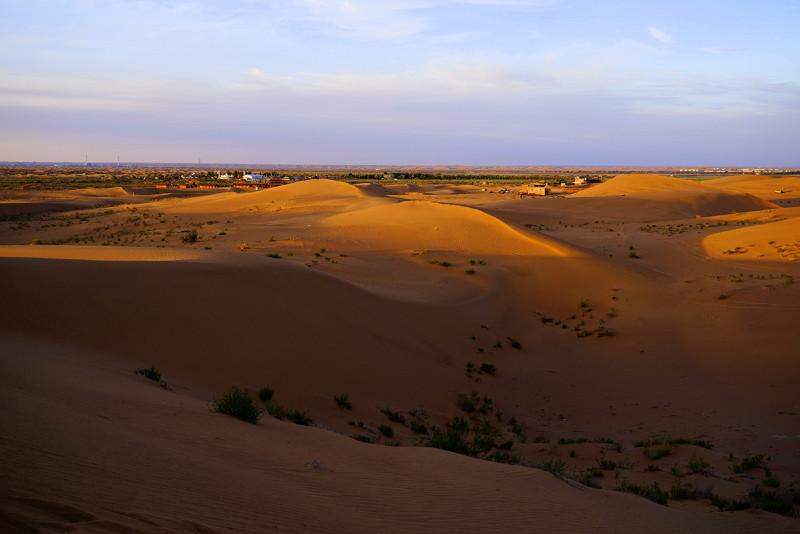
[568,174,776,219]
[165,179,384,214]
[322,200,576,256]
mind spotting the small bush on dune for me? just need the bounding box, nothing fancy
[380,407,405,423]
[428,417,471,455]
[135,366,161,382]
[212,387,262,424]
[378,424,394,438]
[258,387,275,402]
[334,393,352,410]
[617,480,668,506]
[265,402,313,426]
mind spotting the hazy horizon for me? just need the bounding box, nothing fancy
[2,1,799,166]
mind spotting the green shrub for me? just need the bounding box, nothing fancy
[710,494,750,512]
[265,402,312,426]
[617,480,668,505]
[378,424,394,438]
[212,387,262,424]
[266,252,282,259]
[541,459,567,476]
[479,362,497,375]
[644,446,672,460]
[465,268,476,275]
[485,451,519,464]
[257,387,275,402]
[428,417,471,455]
[379,407,405,423]
[182,229,198,243]
[409,420,428,435]
[354,434,373,443]
[507,337,522,350]
[688,455,710,474]
[135,366,161,382]
[334,393,352,410]
[669,482,697,500]
[597,458,618,471]
[732,454,766,473]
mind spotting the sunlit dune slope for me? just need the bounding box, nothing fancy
[704,175,800,200]
[322,200,576,256]
[164,179,387,213]
[703,216,800,262]
[570,174,775,219]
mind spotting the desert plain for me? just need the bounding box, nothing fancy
[1,171,799,533]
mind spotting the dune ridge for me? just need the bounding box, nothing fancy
[322,200,576,256]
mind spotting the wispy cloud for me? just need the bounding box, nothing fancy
[648,26,672,44]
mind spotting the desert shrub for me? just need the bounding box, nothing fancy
[634,437,713,450]
[507,417,524,435]
[428,417,471,455]
[465,268,476,275]
[378,424,394,438]
[334,393,352,410]
[764,470,781,488]
[471,418,502,454]
[257,387,275,402]
[688,455,710,474]
[135,366,161,382]
[669,482,698,500]
[644,446,672,461]
[212,387,262,424]
[541,458,567,476]
[265,402,312,426]
[732,454,766,473]
[182,229,198,243]
[379,407,405,423]
[507,337,522,350]
[479,362,497,375]
[748,486,798,517]
[710,494,751,512]
[266,252,282,259]
[354,434,373,443]
[409,420,428,435]
[485,451,519,464]
[457,393,477,413]
[597,458,618,471]
[617,480,668,505]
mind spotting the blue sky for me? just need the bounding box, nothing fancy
[1,0,798,165]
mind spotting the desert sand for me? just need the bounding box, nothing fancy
[1,174,799,532]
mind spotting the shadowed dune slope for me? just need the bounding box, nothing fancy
[570,174,776,219]
[0,245,202,262]
[703,217,800,262]
[1,335,791,534]
[322,200,576,256]
[165,179,386,214]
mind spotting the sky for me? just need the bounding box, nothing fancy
[0,0,798,165]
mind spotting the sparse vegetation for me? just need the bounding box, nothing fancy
[616,480,669,505]
[378,424,394,438]
[135,366,161,382]
[257,387,275,402]
[379,407,405,423]
[334,393,352,410]
[212,387,262,424]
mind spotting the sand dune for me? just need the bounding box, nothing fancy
[2,176,800,531]
[322,200,576,256]
[0,244,202,262]
[4,335,788,534]
[568,174,776,220]
[704,175,800,200]
[703,216,800,261]
[165,179,386,214]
